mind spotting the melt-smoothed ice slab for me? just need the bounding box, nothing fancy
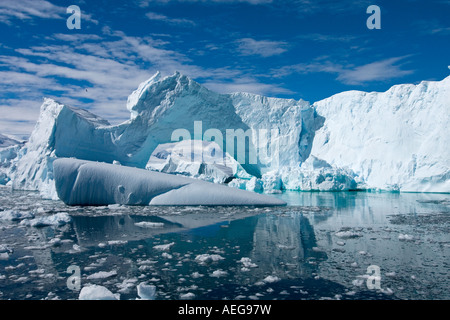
[53,158,286,206]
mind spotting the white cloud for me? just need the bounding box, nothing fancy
[337,57,414,85]
[0,0,65,24]
[145,11,196,26]
[0,99,43,137]
[236,38,288,57]
[0,0,98,25]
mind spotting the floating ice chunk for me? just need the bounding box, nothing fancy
[79,285,119,300]
[335,230,363,239]
[153,242,175,251]
[398,234,414,241]
[263,275,281,283]
[0,210,34,221]
[195,254,224,264]
[0,244,12,254]
[107,240,128,246]
[53,158,286,206]
[86,270,117,280]
[137,283,156,300]
[191,272,203,279]
[161,252,172,259]
[180,292,195,300]
[210,269,228,278]
[48,238,61,247]
[380,287,394,295]
[238,257,257,268]
[20,212,71,227]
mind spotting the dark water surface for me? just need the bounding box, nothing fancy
[0,187,448,300]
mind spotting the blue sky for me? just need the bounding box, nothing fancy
[0,0,449,137]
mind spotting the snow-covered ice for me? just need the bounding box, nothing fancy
[311,76,450,192]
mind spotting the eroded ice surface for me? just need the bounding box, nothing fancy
[53,158,286,206]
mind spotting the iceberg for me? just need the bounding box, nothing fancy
[5,71,450,196]
[146,140,252,184]
[311,76,450,192]
[53,158,287,206]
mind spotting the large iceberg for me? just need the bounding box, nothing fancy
[310,76,450,192]
[53,158,286,206]
[4,72,450,197]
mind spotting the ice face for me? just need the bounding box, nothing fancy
[311,76,450,192]
[5,72,450,196]
[53,158,287,206]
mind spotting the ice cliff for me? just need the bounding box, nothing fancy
[3,72,449,198]
[311,76,450,192]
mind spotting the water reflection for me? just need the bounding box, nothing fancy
[250,212,326,280]
[1,188,448,300]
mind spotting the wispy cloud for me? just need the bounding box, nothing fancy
[413,19,450,36]
[0,99,43,137]
[295,33,358,43]
[337,57,414,85]
[272,56,414,85]
[0,28,290,135]
[145,11,196,26]
[0,0,98,25]
[236,38,288,57]
[0,0,65,24]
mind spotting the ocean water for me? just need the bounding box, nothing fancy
[0,187,448,300]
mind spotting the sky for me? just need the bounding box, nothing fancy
[0,0,449,137]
